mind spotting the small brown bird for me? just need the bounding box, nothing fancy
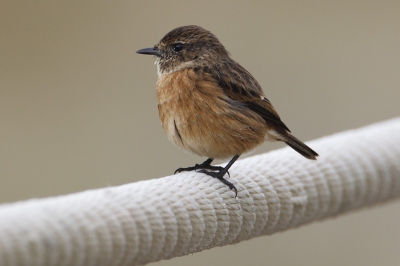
[137,25,318,196]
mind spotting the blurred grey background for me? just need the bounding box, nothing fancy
[1,1,400,265]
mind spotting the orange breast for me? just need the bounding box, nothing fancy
[156,69,267,159]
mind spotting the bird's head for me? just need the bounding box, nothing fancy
[137,25,229,75]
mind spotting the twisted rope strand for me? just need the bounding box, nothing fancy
[0,118,400,266]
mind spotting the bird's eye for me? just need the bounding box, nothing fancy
[173,43,184,52]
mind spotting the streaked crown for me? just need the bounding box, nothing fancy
[138,25,230,75]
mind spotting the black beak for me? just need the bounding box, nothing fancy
[136,47,161,56]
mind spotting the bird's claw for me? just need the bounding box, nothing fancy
[197,169,237,197]
[175,164,227,174]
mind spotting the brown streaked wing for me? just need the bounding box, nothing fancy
[203,63,291,133]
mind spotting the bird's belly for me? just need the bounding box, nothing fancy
[158,98,267,159]
[156,71,268,159]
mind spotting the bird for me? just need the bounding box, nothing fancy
[137,25,318,197]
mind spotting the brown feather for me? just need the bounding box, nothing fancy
[203,63,291,132]
[140,25,318,161]
[157,68,268,159]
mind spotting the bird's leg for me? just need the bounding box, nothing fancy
[174,158,224,174]
[198,155,240,197]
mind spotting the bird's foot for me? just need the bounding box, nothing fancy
[174,165,197,174]
[197,169,237,197]
[174,164,230,177]
[174,155,240,197]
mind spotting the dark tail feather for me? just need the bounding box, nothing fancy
[284,133,319,160]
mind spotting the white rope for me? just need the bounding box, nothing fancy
[1,118,400,266]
